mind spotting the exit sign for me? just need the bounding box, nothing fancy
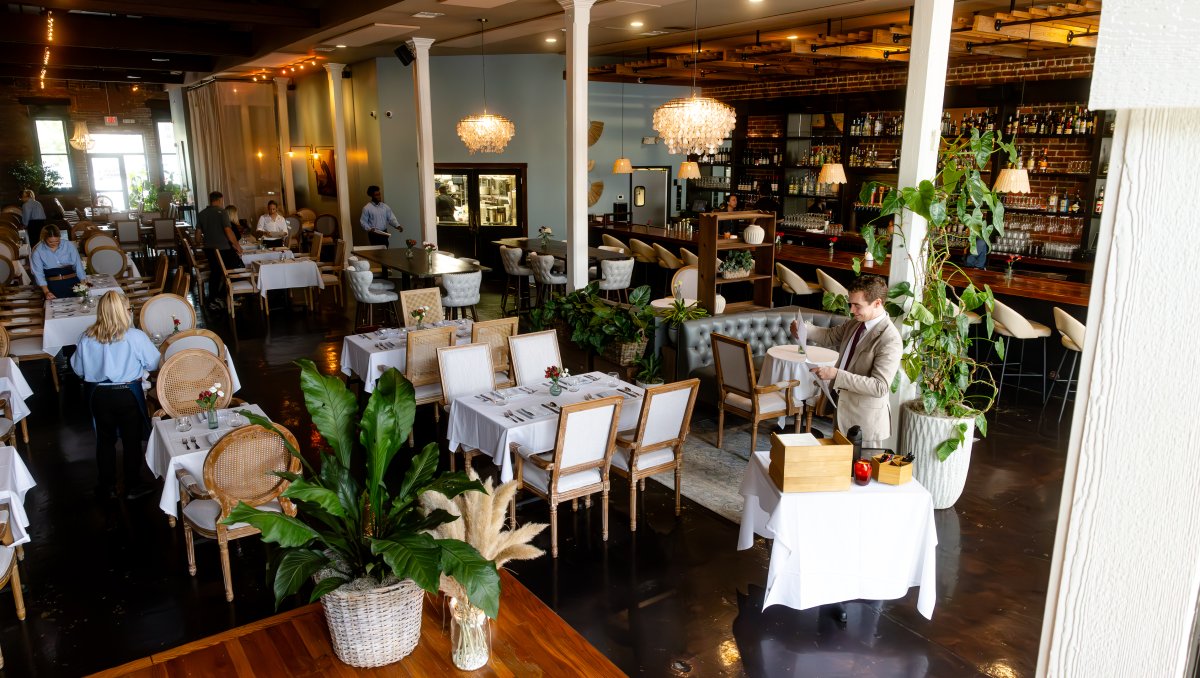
[104,116,118,126]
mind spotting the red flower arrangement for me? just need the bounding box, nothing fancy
[406,239,418,249]
[544,365,569,386]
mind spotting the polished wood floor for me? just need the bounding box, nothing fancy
[91,571,623,677]
[0,279,1071,677]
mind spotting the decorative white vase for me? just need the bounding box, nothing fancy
[900,400,975,509]
[864,250,874,262]
[742,223,765,244]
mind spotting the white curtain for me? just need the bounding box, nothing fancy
[186,81,281,220]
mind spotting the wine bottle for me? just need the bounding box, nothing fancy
[1048,187,1059,212]
[1095,187,1105,214]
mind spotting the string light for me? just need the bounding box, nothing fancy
[41,11,53,89]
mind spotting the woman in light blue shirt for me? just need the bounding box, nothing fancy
[30,224,86,299]
[70,291,160,499]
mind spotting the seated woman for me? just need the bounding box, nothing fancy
[31,224,87,299]
[70,291,161,499]
[256,200,289,248]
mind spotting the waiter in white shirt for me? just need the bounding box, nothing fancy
[360,185,402,246]
[256,200,289,248]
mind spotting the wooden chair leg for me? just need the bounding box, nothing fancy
[184,523,197,575]
[218,534,234,602]
[20,419,27,444]
[716,406,725,448]
[750,418,759,455]
[602,488,609,542]
[675,465,682,516]
[629,476,638,532]
[10,563,24,621]
[549,503,558,558]
[48,358,59,393]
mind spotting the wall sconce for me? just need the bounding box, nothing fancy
[288,144,331,168]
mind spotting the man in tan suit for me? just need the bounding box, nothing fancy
[792,274,901,448]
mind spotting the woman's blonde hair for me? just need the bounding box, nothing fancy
[20,189,34,201]
[39,224,61,244]
[85,291,132,344]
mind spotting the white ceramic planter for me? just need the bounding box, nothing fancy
[900,400,975,509]
[743,223,765,244]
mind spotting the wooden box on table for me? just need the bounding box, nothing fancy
[870,454,913,485]
[768,430,853,493]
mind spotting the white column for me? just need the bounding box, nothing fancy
[559,0,596,290]
[409,37,437,246]
[1038,2,1200,675]
[274,77,296,213]
[889,0,953,289]
[325,63,353,245]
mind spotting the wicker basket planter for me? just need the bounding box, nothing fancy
[721,268,752,279]
[321,578,424,668]
[602,335,648,366]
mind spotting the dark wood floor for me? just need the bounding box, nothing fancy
[0,279,1071,677]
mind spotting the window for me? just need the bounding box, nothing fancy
[87,133,147,211]
[34,119,73,189]
[157,121,180,185]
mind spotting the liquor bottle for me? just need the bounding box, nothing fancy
[874,114,883,137]
[1094,186,1105,214]
[1055,111,1065,135]
[1048,187,1059,212]
[1037,148,1049,172]
[1069,191,1082,214]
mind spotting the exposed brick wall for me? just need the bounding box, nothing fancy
[704,55,1095,102]
[0,78,169,207]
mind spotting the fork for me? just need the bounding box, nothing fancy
[504,410,523,423]
[181,437,191,450]
[190,436,200,449]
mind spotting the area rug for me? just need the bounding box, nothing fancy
[646,416,835,524]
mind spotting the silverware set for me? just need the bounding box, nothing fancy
[180,436,201,450]
[617,386,641,398]
[374,341,397,350]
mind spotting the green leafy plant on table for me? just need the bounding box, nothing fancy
[858,129,1013,459]
[634,353,663,385]
[225,359,502,618]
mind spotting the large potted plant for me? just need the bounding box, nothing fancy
[532,282,656,367]
[658,295,709,345]
[10,159,62,195]
[858,130,1012,509]
[226,360,501,668]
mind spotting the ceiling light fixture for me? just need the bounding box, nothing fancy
[630,21,644,28]
[614,63,632,174]
[545,37,557,43]
[152,57,170,62]
[41,11,53,89]
[336,44,347,48]
[787,35,799,40]
[457,19,515,155]
[69,121,94,151]
[652,0,736,156]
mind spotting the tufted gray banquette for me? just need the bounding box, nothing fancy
[677,306,852,404]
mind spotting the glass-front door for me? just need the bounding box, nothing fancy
[87,133,148,212]
[434,164,526,272]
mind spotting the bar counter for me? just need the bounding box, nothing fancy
[588,223,698,248]
[775,244,1090,307]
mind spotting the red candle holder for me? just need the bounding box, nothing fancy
[853,459,872,486]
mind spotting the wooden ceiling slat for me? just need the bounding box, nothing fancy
[32,0,317,28]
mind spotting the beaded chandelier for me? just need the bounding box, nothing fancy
[651,0,736,156]
[458,19,515,155]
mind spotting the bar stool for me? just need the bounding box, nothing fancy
[775,263,821,306]
[652,243,683,297]
[628,238,658,288]
[991,300,1052,402]
[679,247,699,267]
[815,269,848,297]
[528,252,567,304]
[601,234,628,254]
[597,258,634,303]
[499,245,533,315]
[1046,307,1085,422]
[441,270,481,321]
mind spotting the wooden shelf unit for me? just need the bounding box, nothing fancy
[696,210,776,315]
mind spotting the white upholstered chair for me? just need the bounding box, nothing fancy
[528,252,567,304]
[670,265,726,314]
[711,333,800,453]
[139,293,196,338]
[816,268,849,297]
[991,299,1052,402]
[775,263,821,305]
[437,342,495,471]
[499,245,533,315]
[597,257,635,303]
[346,259,398,327]
[508,329,561,387]
[1047,307,1085,422]
[441,270,481,321]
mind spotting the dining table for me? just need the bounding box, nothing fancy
[0,357,34,425]
[339,319,474,393]
[240,247,295,267]
[145,404,268,517]
[0,446,36,546]
[760,343,839,423]
[447,371,645,482]
[252,257,323,297]
[42,297,100,354]
[353,248,490,290]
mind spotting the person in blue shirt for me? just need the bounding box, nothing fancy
[963,235,990,269]
[19,189,46,247]
[360,185,401,247]
[31,224,87,299]
[71,291,161,500]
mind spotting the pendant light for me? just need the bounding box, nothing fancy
[69,121,94,151]
[993,80,1030,194]
[612,74,632,174]
[457,18,515,155]
[817,94,846,187]
[678,161,701,179]
[651,0,736,156]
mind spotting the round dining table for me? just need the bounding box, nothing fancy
[760,344,839,424]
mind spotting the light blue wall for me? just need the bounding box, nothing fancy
[369,54,689,238]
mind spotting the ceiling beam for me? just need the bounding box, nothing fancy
[0,43,213,72]
[0,64,185,84]
[1,11,251,56]
[32,1,317,28]
[971,14,1098,48]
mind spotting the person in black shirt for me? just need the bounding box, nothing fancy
[197,191,244,312]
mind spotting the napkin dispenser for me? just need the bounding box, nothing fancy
[768,430,853,493]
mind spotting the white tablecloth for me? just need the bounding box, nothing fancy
[242,248,294,267]
[761,344,839,424]
[83,273,123,297]
[0,358,34,423]
[738,451,938,619]
[146,404,267,517]
[254,259,323,297]
[339,320,474,393]
[447,371,644,482]
[42,298,97,354]
[0,446,36,546]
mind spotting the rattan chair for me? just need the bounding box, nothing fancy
[611,379,700,532]
[70,220,98,242]
[711,333,800,453]
[179,423,301,601]
[307,231,324,262]
[152,349,234,418]
[472,317,518,388]
[405,326,455,446]
[123,254,169,298]
[161,328,227,361]
[138,293,195,339]
[7,325,57,392]
[437,342,495,471]
[508,329,561,387]
[510,395,624,557]
[399,288,445,328]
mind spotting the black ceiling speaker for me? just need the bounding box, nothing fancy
[394,44,415,66]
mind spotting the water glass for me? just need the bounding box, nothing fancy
[175,417,192,433]
[567,376,580,393]
[607,372,619,387]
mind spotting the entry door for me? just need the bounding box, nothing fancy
[630,167,670,227]
[434,164,526,272]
